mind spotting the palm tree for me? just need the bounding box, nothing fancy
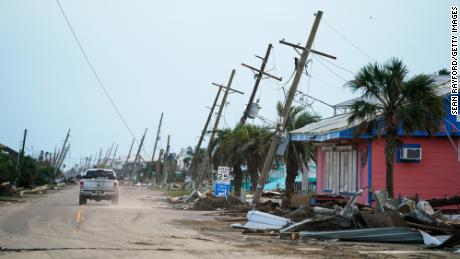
[211,125,272,196]
[239,125,272,192]
[347,58,444,197]
[211,127,246,197]
[276,102,320,202]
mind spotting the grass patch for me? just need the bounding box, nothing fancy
[166,189,191,197]
[151,186,191,197]
[0,195,24,202]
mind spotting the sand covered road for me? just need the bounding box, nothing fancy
[0,186,457,258]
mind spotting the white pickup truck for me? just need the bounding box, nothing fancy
[79,169,119,205]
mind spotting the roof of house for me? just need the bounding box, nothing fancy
[0,144,18,157]
[333,75,451,109]
[290,113,354,135]
[291,75,452,141]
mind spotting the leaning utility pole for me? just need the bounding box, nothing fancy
[87,154,93,170]
[189,84,224,183]
[240,43,282,125]
[17,129,27,172]
[110,144,118,168]
[161,135,171,185]
[124,138,135,177]
[150,113,164,170]
[54,129,70,176]
[96,148,102,167]
[196,69,244,187]
[103,142,115,168]
[129,128,147,181]
[156,149,164,184]
[254,10,327,204]
[57,144,70,170]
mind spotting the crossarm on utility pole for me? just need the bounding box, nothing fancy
[279,39,336,60]
[211,83,244,95]
[241,63,283,81]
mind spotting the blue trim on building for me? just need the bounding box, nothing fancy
[367,139,372,205]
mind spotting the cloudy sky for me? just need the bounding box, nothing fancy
[0,0,452,166]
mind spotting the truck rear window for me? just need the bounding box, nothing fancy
[83,170,116,180]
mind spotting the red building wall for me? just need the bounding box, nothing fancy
[371,137,460,200]
[316,137,460,205]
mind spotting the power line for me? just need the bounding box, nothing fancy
[323,19,375,62]
[313,55,350,82]
[309,75,345,91]
[55,0,148,155]
[315,54,356,75]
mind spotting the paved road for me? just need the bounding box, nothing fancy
[0,186,261,259]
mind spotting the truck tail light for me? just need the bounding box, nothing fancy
[80,180,84,188]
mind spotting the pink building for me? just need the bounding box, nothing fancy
[290,75,459,205]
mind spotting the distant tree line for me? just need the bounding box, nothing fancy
[0,149,61,188]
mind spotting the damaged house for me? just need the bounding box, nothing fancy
[290,75,460,205]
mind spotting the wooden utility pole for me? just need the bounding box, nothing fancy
[189,84,224,183]
[102,146,110,167]
[196,69,244,187]
[54,129,70,176]
[87,154,93,169]
[103,142,115,168]
[162,135,171,185]
[110,144,118,168]
[240,43,282,125]
[254,10,326,204]
[150,113,164,175]
[129,128,147,181]
[18,129,27,173]
[96,148,102,167]
[57,144,70,170]
[124,138,135,176]
[156,149,164,184]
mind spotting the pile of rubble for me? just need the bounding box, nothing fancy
[0,182,48,197]
[230,189,460,250]
[164,186,460,249]
[0,182,19,196]
[166,190,247,211]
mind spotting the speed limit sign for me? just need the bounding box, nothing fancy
[217,166,230,183]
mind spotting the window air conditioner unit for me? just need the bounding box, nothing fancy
[400,147,422,160]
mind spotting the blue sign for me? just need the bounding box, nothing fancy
[214,182,231,197]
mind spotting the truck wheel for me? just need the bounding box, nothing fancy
[112,195,119,205]
[79,196,87,205]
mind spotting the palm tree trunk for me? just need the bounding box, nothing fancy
[285,145,298,204]
[385,131,398,198]
[233,161,243,197]
[247,157,259,192]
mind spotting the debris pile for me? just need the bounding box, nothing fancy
[164,186,460,249]
[0,182,18,196]
[226,188,460,250]
[192,194,244,211]
[165,189,247,211]
[0,182,48,197]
